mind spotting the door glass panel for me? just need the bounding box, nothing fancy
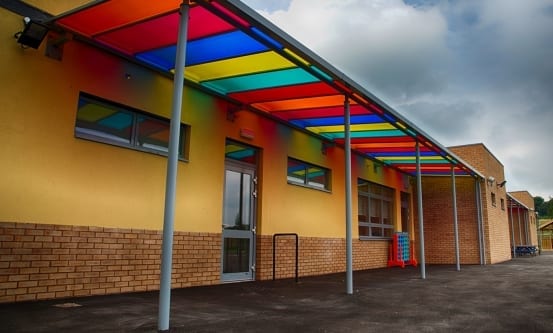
[223,238,250,273]
[223,170,241,229]
[241,173,251,229]
[223,170,251,230]
[222,142,258,282]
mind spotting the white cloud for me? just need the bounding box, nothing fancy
[243,0,553,199]
[258,0,449,100]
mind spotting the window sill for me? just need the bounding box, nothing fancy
[75,135,189,162]
[287,181,331,193]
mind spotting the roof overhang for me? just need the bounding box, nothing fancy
[507,193,532,211]
[49,0,481,177]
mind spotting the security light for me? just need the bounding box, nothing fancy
[497,180,507,188]
[15,18,49,49]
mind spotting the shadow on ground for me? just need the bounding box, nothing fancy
[2,252,552,332]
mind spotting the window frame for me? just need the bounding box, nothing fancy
[75,93,189,160]
[286,157,331,192]
[357,179,395,240]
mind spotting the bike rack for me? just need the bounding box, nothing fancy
[272,233,299,283]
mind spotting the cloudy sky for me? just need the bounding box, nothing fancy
[243,0,553,200]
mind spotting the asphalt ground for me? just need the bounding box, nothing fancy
[1,252,552,333]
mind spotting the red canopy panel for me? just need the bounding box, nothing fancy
[270,104,371,121]
[228,82,339,104]
[56,0,183,37]
[355,147,432,153]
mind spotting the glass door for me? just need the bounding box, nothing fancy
[221,162,256,282]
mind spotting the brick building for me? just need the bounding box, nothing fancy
[0,1,533,306]
[507,191,538,250]
[421,143,512,264]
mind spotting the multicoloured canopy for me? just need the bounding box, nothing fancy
[52,0,479,176]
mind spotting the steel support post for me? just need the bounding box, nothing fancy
[510,201,517,258]
[451,166,460,271]
[475,180,486,265]
[416,142,426,279]
[518,207,523,246]
[525,211,530,245]
[344,96,353,295]
[158,3,189,332]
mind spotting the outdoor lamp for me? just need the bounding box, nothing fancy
[15,17,49,49]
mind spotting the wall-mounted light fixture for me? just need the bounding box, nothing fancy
[497,180,507,188]
[487,176,495,186]
[14,17,49,49]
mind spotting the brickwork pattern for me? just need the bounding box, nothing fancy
[256,235,389,280]
[420,177,480,264]
[449,144,511,264]
[0,222,220,303]
[509,191,538,245]
[509,208,532,245]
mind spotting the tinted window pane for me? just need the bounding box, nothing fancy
[358,196,368,222]
[287,158,330,190]
[358,179,396,239]
[287,159,305,184]
[371,227,382,237]
[307,167,326,189]
[358,225,370,237]
[75,94,187,158]
[76,100,132,144]
[137,115,170,153]
[225,141,257,164]
[370,198,381,224]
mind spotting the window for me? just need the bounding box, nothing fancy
[358,179,395,239]
[491,192,497,207]
[75,93,189,159]
[287,158,330,191]
[500,198,505,210]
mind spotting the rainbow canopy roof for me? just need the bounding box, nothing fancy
[52,0,479,176]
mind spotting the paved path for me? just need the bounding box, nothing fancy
[2,252,552,332]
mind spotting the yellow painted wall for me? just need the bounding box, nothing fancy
[1,5,412,239]
[1,8,224,232]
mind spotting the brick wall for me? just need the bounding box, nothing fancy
[449,144,511,264]
[256,235,389,280]
[509,208,531,245]
[509,191,538,246]
[0,222,220,303]
[2,222,391,303]
[420,176,481,264]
